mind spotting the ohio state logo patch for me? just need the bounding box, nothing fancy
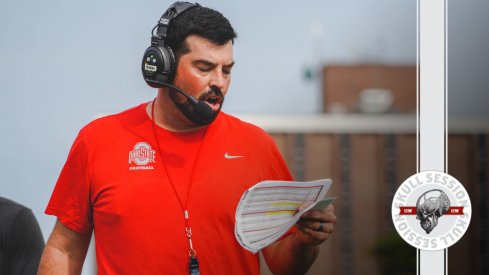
[391,171,471,250]
[128,142,156,170]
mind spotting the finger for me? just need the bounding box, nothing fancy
[297,220,335,233]
[301,212,336,223]
[296,224,329,236]
[301,210,337,224]
[295,224,331,244]
[297,219,320,229]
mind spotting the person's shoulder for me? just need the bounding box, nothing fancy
[0,197,24,210]
[79,103,147,137]
[218,112,274,142]
[219,113,268,133]
[0,197,31,219]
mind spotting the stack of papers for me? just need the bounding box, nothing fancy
[234,179,334,253]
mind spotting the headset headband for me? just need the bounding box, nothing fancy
[152,2,200,46]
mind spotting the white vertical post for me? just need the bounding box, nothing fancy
[418,0,447,274]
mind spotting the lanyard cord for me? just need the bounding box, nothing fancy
[150,98,208,257]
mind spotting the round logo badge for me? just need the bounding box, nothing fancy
[391,170,471,250]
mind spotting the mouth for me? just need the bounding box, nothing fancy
[203,98,221,112]
[200,89,224,112]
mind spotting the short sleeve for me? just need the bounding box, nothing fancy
[45,131,93,235]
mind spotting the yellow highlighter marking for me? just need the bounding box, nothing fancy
[266,210,298,216]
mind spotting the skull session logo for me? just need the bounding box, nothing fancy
[416,189,452,234]
[391,171,471,250]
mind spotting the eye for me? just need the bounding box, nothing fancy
[223,67,232,75]
[197,66,211,72]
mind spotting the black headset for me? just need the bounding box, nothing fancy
[141,2,200,88]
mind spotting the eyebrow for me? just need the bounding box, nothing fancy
[192,59,235,69]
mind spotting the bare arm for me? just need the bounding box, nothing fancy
[38,220,91,275]
[262,204,336,275]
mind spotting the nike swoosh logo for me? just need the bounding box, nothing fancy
[224,152,244,159]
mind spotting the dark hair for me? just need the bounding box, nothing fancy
[166,6,237,61]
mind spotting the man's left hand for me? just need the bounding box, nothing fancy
[295,204,336,246]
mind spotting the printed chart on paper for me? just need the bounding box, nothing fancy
[235,179,334,253]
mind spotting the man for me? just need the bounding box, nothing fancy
[39,2,336,274]
[0,197,45,275]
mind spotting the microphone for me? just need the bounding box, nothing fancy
[145,80,215,125]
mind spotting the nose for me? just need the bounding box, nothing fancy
[209,70,227,91]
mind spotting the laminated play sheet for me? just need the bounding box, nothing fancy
[235,179,335,253]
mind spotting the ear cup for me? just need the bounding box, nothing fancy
[141,45,176,87]
[143,2,199,88]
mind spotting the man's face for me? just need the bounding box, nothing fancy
[171,35,234,118]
